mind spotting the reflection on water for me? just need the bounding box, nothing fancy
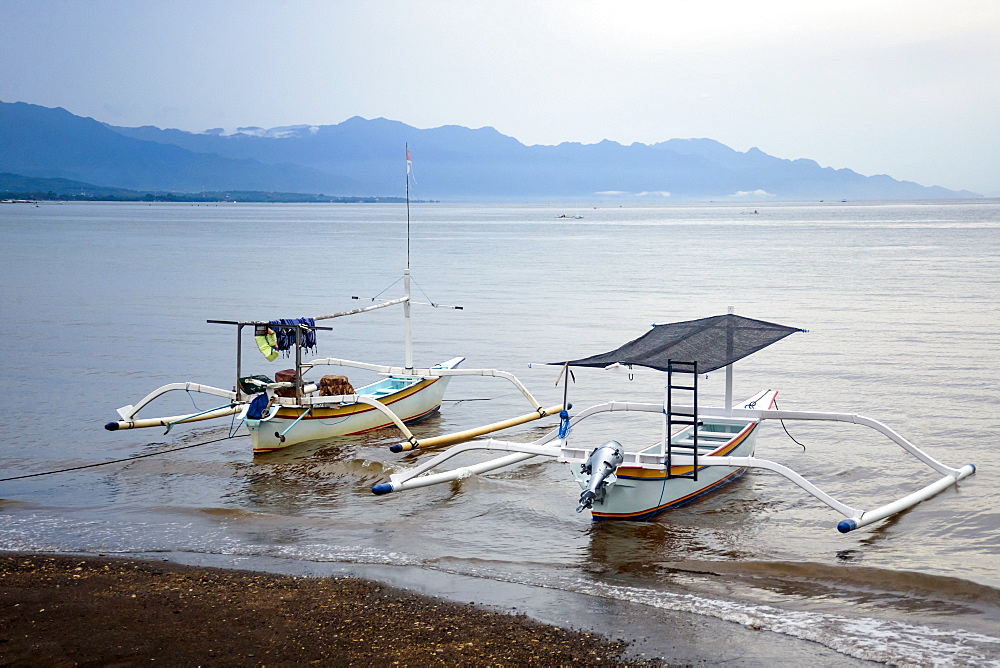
[2,200,1000,665]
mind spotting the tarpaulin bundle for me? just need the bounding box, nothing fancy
[269,318,318,354]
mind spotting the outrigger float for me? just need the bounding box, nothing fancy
[371,314,976,533]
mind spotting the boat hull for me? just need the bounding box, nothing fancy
[588,421,760,520]
[248,374,453,453]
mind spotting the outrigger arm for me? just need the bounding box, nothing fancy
[372,401,976,533]
[114,382,237,421]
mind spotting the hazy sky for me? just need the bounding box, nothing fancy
[2,0,998,195]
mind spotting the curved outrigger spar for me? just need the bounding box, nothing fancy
[370,313,976,533]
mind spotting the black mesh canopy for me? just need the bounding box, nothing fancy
[557,314,803,374]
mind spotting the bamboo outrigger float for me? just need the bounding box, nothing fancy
[371,314,976,532]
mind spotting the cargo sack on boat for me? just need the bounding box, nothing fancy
[319,375,355,396]
[556,313,804,373]
[274,369,298,397]
[238,375,273,395]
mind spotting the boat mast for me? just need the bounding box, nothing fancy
[404,144,413,369]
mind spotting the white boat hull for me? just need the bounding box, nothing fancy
[585,420,761,521]
[247,374,454,453]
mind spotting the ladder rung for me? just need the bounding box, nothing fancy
[669,384,697,391]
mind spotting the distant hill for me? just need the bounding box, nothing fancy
[0,100,979,201]
[0,101,353,193]
[0,173,407,203]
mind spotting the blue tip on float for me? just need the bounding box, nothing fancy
[837,519,857,533]
[104,422,120,431]
[372,483,394,495]
[389,444,403,453]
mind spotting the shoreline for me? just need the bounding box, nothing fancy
[1,551,639,666]
[0,550,877,666]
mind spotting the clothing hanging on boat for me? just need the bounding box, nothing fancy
[268,318,318,356]
[255,328,279,361]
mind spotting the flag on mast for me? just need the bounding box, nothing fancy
[406,146,412,175]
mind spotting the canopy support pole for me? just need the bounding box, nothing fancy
[725,306,734,416]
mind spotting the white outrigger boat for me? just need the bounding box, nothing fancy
[105,269,562,454]
[371,314,976,532]
[105,148,563,453]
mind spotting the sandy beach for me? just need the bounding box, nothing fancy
[0,551,886,667]
[1,552,643,666]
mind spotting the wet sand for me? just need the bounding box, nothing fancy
[0,552,641,666]
[1,551,877,666]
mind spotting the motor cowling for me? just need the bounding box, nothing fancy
[577,440,625,512]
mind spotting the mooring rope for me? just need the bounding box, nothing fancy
[773,398,807,451]
[0,434,237,483]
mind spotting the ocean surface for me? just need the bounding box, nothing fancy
[2,199,998,665]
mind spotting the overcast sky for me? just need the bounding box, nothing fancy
[2,0,998,195]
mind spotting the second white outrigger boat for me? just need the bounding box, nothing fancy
[371,314,976,533]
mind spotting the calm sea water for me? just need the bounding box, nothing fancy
[2,200,999,664]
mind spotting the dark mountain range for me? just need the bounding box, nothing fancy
[0,102,353,193]
[0,100,977,200]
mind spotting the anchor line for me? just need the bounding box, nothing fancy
[0,434,237,482]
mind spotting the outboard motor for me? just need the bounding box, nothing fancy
[577,440,625,512]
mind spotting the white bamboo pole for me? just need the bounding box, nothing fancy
[116,382,237,420]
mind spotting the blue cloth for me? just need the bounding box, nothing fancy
[246,393,270,420]
[269,318,317,354]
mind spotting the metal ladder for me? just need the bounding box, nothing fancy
[666,360,699,481]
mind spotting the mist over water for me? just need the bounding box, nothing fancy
[2,200,999,664]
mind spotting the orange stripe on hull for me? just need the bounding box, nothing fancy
[614,423,755,480]
[272,378,440,421]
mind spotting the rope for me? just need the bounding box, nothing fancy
[773,398,807,451]
[370,276,403,301]
[0,434,236,482]
[408,275,435,306]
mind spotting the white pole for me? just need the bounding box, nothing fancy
[404,268,413,369]
[725,306,734,415]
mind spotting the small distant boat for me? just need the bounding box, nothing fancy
[371,314,976,532]
[556,214,584,219]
